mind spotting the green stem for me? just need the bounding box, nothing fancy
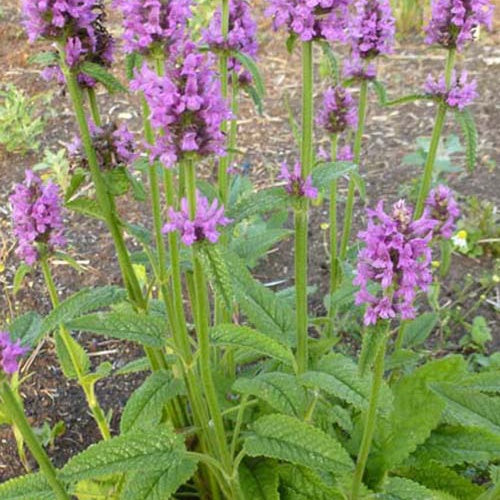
[340,79,368,260]
[230,395,249,459]
[295,40,314,374]
[414,48,455,218]
[351,328,389,500]
[328,134,339,335]
[87,87,101,127]
[41,258,111,440]
[0,381,70,500]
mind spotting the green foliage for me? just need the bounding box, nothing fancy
[233,51,265,98]
[401,313,439,349]
[244,414,353,474]
[33,420,66,449]
[454,108,478,172]
[120,370,185,434]
[54,330,90,379]
[0,473,55,500]
[379,476,435,499]
[227,187,289,223]
[33,148,72,193]
[278,465,344,499]
[239,460,280,500]
[211,324,294,366]
[0,84,45,154]
[8,311,42,348]
[311,162,357,192]
[80,62,128,94]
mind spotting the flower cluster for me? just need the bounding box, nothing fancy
[202,0,258,86]
[162,193,231,246]
[343,56,376,81]
[317,86,357,134]
[112,124,139,165]
[349,0,395,59]
[425,0,494,51]
[424,70,478,110]
[354,199,437,325]
[0,332,28,374]
[265,0,350,42]
[130,42,231,167]
[318,144,353,162]
[278,162,318,199]
[10,171,66,266]
[425,185,460,238]
[113,0,193,55]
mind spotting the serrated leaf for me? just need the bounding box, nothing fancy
[80,61,128,94]
[115,357,150,376]
[454,109,478,172]
[67,311,166,348]
[52,251,86,273]
[371,80,388,106]
[244,414,353,473]
[122,455,198,500]
[411,426,500,466]
[54,329,90,379]
[211,324,294,366]
[319,42,339,84]
[278,464,344,499]
[233,51,265,97]
[402,313,439,348]
[198,245,233,312]
[233,373,307,417]
[61,428,184,482]
[120,370,184,434]
[65,196,105,220]
[312,162,357,191]
[379,477,435,499]
[228,187,288,223]
[239,460,279,500]
[13,263,31,295]
[28,51,59,67]
[430,383,500,433]
[460,371,500,393]
[244,85,264,115]
[285,33,298,54]
[9,311,42,348]
[358,328,386,376]
[0,473,55,500]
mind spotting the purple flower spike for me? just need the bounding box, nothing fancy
[425,185,460,239]
[0,332,28,375]
[317,86,358,134]
[113,0,193,55]
[162,192,232,246]
[10,171,66,266]
[202,0,258,85]
[424,70,478,110]
[279,162,318,199]
[425,0,494,51]
[265,0,350,42]
[130,42,231,167]
[112,124,139,165]
[354,199,438,325]
[350,0,396,59]
[343,55,377,81]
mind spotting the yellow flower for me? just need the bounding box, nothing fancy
[432,261,440,269]
[320,223,330,231]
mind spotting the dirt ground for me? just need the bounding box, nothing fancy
[0,0,499,482]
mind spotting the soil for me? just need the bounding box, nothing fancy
[0,0,499,484]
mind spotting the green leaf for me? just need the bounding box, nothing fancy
[233,373,307,417]
[125,52,142,81]
[233,51,265,97]
[66,311,166,348]
[115,357,150,376]
[0,473,55,500]
[61,428,184,482]
[285,33,298,54]
[122,455,198,500]
[239,460,279,500]
[284,93,301,149]
[52,251,86,273]
[228,187,288,223]
[9,311,42,348]
[80,62,128,94]
[384,94,431,107]
[28,51,59,67]
[470,316,492,347]
[244,414,353,473]
[54,330,90,379]
[311,162,357,191]
[460,371,500,393]
[102,166,130,197]
[411,426,500,466]
[358,327,387,376]
[244,85,264,115]
[120,370,184,434]
[351,171,366,201]
[211,324,294,366]
[65,196,105,221]
[371,80,388,106]
[379,477,435,500]
[454,109,478,172]
[430,382,500,433]
[13,263,31,295]
[319,42,339,84]
[278,465,344,499]
[198,245,234,312]
[402,313,439,348]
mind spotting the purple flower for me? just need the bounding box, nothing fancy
[354,199,438,325]
[424,70,478,109]
[202,0,258,86]
[425,0,494,51]
[343,54,377,80]
[10,171,66,266]
[265,0,350,42]
[425,185,460,239]
[317,86,357,134]
[0,332,28,374]
[113,0,193,55]
[112,124,139,165]
[278,162,318,199]
[130,42,231,167]
[162,192,231,246]
[337,144,354,161]
[349,0,395,59]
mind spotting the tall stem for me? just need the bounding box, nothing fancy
[295,41,314,374]
[340,79,368,260]
[87,87,101,127]
[328,134,339,335]
[0,381,70,500]
[41,258,111,440]
[414,48,455,218]
[351,328,388,500]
